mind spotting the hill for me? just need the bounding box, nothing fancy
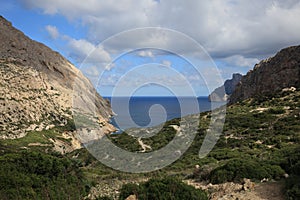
[229,45,300,104]
[208,73,242,101]
[0,15,299,199]
[0,16,115,142]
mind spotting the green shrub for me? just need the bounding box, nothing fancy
[0,151,90,199]
[263,164,285,180]
[96,196,114,200]
[285,176,300,200]
[119,177,208,200]
[119,183,141,199]
[209,159,271,184]
[268,107,285,114]
[291,161,300,176]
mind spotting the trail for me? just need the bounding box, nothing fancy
[137,137,152,152]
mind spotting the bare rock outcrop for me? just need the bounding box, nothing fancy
[0,16,115,139]
[229,45,300,104]
[208,73,242,102]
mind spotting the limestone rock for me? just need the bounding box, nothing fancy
[125,195,137,200]
[208,73,242,102]
[243,178,255,191]
[0,16,115,139]
[229,45,300,104]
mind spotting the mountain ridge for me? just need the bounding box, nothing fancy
[208,73,242,102]
[229,45,300,104]
[0,16,115,140]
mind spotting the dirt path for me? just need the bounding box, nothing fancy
[254,181,285,200]
[137,137,152,152]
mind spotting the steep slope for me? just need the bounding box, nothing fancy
[0,16,115,139]
[229,45,300,104]
[208,73,242,101]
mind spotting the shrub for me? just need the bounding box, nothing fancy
[119,183,141,199]
[0,151,90,199]
[96,196,114,200]
[285,176,300,200]
[263,164,285,180]
[119,177,208,200]
[268,107,285,114]
[209,159,271,184]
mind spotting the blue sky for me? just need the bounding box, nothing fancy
[2,0,300,96]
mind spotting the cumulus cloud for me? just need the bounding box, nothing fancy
[22,0,300,61]
[45,25,59,39]
[223,55,260,68]
[43,24,112,65]
[66,38,111,64]
[138,50,154,58]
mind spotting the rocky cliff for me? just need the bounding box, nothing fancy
[208,73,242,101]
[0,16,115,140]
[229,45,300,104]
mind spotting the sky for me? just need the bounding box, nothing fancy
[1,0,300,96]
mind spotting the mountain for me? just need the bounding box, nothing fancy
[208,73,242,101]
[0,16,115,140]
[229,45,300,104]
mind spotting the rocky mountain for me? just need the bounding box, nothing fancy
[0,16,115,140]
[229,45,300,104]
[208,73,242,101]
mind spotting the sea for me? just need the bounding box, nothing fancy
[103,96,226,132]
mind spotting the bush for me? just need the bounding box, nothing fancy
[96,196,114,200]
[285,176,300,200]
[119,177,208,200]
[264,164,285,180]
[268,107,285,114]
[0,151,90,199]
[209,159,271,184]
[119,183,141,199]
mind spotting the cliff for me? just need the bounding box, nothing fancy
[229,45,300,104]
[0,16,115,140]
[208,73,242,101]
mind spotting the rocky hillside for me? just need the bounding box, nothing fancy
[0,16,115,139]
[229,45,300,104]
[208,73,242,101]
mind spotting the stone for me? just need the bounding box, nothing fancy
[125,194,137,200]
[229,46,300,104]
[0,16,116,139]
[209,73,242,102]
[243,178,255,191]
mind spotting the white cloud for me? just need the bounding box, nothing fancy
[223,55,260,68]
[66,38,111,64]
[45,25,59,39]
[161,60,171,67]
[22,0,300,94]
[44,24,112,65]
[138,50,154,58]
[22,0,300,60]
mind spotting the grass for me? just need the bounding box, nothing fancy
[1,130,56,147]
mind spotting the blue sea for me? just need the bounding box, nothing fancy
[104,96,225,132]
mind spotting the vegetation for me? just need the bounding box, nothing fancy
[208,158,284,184]
[0,151,90,200]
[119,177,208,200]
[109,90,300,198]
[0,89,299,199]
[285,175,300,200]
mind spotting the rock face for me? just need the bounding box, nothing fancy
[229,45,300,104]
[208,73,242,101]
[0,16,115,139]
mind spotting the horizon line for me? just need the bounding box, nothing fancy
[102,95,209,98]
